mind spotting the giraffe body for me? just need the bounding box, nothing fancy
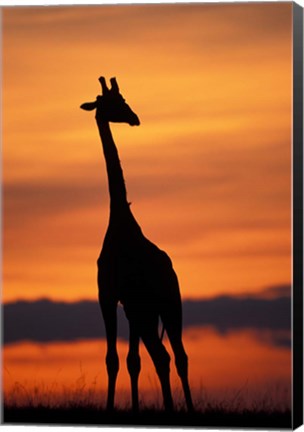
[98,205,178,307]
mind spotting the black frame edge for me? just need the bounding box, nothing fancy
[293,2,304,430]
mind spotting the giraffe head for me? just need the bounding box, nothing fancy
[81,77,140,126]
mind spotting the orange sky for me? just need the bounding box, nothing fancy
[2,3,292,302]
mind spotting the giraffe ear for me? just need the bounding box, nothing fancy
[80,101,97,111]
[99,76,109,95]
[110,77,119,94]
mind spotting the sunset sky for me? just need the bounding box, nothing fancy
[2,3,292,304]
[2,3,293,412]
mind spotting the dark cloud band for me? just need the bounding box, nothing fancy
[3,288,291,349]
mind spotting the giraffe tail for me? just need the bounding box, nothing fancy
[160,322,165,341]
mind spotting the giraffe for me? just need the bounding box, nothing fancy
[81,77,193,413]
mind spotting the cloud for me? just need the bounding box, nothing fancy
[182,294,291,334]
[257,284,291,299]
[3,178,103,228]
[3,287,291,349]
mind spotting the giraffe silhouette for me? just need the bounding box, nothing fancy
[81,77,193,413]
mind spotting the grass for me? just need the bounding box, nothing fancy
[3,392,292,428]
[3,403,292,428]
[3,376,292,428]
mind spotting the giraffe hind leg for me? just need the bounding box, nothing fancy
[161,305,194,412]
[130,310,173,412]
[141,331,173,411]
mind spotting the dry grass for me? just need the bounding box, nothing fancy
[3,379,291,429]
[3,403,292,429]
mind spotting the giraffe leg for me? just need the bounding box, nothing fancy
[140,321,173,412]
[99,296,119,411]
[169,334,194,412]
[126,323,141,412]
[161,305,194,412]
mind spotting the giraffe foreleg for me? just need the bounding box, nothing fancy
[99,296,119,411]
[126,323,141,412]
[105,347,119,411]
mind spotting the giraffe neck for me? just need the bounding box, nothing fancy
[97,121,129,213]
